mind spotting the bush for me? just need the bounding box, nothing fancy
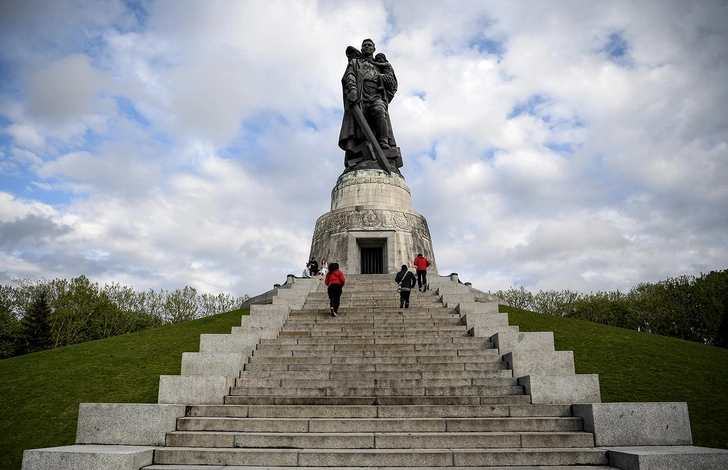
[0,276,248,358]
[494,270,728,348]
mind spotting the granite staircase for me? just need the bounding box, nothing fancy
[144,274,616,469]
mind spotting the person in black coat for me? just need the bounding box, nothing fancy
[395,264,416,308]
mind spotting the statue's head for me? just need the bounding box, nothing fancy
[361,38,376,55]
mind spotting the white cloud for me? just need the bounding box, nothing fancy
[0,0,726,299]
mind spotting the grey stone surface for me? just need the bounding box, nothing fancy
[22,445,154,470]
[574,402,693,446]
[76,403,185,446]
[229,325,281,337]
[520,374,601,404]
[181,352,246,376]
[308,170,437,275]
[494,331,555,354]
[505,350,575,377]
[608,446,728,470]
[249,304,291,316]
[469,324,520,338]
[198,333,260,354]
[440,293,475,307]
[456,301,500,316]
[462,312,509,330]
[158,375,235,404]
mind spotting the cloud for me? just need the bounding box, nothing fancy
[25,54,109,124]
[0,213,71,251]
[0,0,726,300]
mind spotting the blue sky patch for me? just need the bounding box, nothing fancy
[468,36,505,58]
[481,147,500,162]
[507,94,549,119]
[545,142,575,155]
[600,31,633,67]
[115,96,150,128]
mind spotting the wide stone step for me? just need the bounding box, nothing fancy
[278,331,472,339]
[255,341,490,352]
[223,395,532,406]
[176,416,585,433]
[233,377,519,390]
[187,404,573,419]
[253,346,494,356]
[283,320,464,328]
[291,309,454,316]
[152,447,609,467]
[145,465,618,470]
[250,350,501,360]
[239,369,511,380]
[260,337,488,346]
[246,355,504,366]
[244,361,508,372]
[229,385,525,397]
[165,430,595,449]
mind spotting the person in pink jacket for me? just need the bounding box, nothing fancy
[413,253,431,292]
[324,263,345,317]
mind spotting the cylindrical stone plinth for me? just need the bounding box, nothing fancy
[309,169,437,275]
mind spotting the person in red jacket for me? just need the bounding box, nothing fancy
[324,262,345,317]
[413,253,431,292]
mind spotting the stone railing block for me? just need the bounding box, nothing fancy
[607,446,728,469]
[469,325,519,338]
[229,326,280,337]
[572,402,693,446]
[158,375,235,404]
[519,374,601,404]
[505,350,575,377]
[457,302,501,317]
[494,331,555,354]
[249,304,290,316]
[199,333,259,354]
[441,294,475,308]
[76,403,185,446]
[181,352,245,376]
[22,445,154,470]
[461,312,509,330]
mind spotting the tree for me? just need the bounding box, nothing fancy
[0,284,20,358]
[17,289,53,354]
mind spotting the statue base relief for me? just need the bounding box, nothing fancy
[309,169,437,275]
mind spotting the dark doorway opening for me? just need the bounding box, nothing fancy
[360,246,384,274]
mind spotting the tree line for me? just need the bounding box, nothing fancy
[0,275,249,359]
[494,270,728,348]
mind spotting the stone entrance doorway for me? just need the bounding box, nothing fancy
[360,246,384,274]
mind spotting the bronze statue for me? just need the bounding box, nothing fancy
[338,39,403,174]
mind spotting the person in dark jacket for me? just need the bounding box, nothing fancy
[324,262,345,317]
[395,264,416,308]
[309,257,319,276]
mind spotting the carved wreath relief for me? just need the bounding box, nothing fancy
[312,208,431,244]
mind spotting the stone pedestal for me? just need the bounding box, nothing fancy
[309,169,436,275]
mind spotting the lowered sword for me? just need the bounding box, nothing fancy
[348,102,392,175]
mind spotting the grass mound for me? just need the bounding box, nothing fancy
[1,305,726,470]
[503,305,728,450]
[0,307,249,470]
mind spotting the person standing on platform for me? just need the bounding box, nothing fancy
[309,257,319,276]
[325,262,345,317]
[395,264,416,308]
[413,253,431,292]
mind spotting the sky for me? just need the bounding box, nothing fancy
[0,0,726,299]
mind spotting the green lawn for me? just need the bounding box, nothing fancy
[503,305,728,450]
[2,305,727,470]
[0,307,249,470]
